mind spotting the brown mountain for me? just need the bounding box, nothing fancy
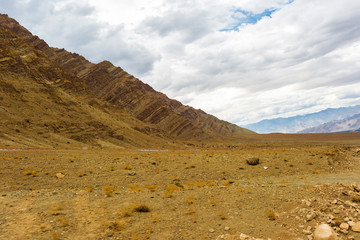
[0,14,254,148]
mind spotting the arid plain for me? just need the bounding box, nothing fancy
[1,134,360,240]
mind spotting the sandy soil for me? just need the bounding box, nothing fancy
[1,142,360,239]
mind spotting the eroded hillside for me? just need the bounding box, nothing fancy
[0,13,253,150]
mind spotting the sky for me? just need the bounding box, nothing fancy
[1,0,360,126]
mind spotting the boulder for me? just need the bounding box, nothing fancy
[314,224,337,240]
[246,157,260,166]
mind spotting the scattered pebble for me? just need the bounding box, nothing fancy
[339,222,349,230]
[55,172,64,179]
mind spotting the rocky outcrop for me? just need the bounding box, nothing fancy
[0,13,254,142]
[0,25,169,148]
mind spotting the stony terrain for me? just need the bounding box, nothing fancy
[1,138,360,239]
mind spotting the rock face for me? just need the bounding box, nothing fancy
[313,224,337,240]
[0,24,161,148]
[0,13,254,145]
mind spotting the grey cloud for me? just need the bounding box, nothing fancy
[0,0,158,76]
[140,8,217,43]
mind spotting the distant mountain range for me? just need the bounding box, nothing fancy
[243,105,360,133]
[299,113,360,133]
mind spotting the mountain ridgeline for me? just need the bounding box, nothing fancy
[299,113,360,133]
[243,105,360,133]
[0,14,253,148]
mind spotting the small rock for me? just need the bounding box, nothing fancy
[209,228,215,233]
[340,223,349,230]
[306,211,317,221]
[333,209,340,214]
[351,183,360,192]
[352,222,360,232]
[128,171,136,176]
[224,226,230,231]
[347,221,355,227]
[305,200,312,207]
[239,233,251,240]
[313,224,337,240]
[246,157,260,166]
[55,172,64,179]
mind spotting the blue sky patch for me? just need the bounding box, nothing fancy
[221,0,295,31]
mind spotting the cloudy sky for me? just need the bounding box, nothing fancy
[1,0,360,126]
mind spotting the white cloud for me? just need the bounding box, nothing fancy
[1,0,360,126]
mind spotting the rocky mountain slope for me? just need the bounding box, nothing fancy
[243,105,360,133]
[0,25,175,148]
[0,14,253,148]
[299,113,360,133]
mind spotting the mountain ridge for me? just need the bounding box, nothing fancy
[243,105,360,133]
[299,113,360,133]
[0,13,253,148]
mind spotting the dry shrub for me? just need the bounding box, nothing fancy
[128,184,142,192]
[265,209,277,221]
[132,204,151,213]
[185,196,195,205]
[351,196,360,203]
[221,180,234,186]
[217,211,227,220]
[52,231,60,240]
[109,219,126,231]
[84,185,94,192]
[102,186,115,197]
[120,207,132,217]
[145,185,158,192]
[123,165,132,170]
[57,217,69,227]
[164,184,182,198]
[185,164,196,169]
[185,206,195,215]
[50,204,65,216]
[24,170,37,177]
[172,176,180,181]
[187,181,206,188]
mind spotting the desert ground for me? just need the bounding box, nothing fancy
[1,134,360,240]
